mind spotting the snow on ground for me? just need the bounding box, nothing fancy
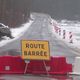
[0,20,33,47]
[0,13,80,50]
[51,19,80,49]
[11,20,33,37]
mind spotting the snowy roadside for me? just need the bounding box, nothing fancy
[50,19,80,53]
[0,20,33,47]
[11,20,33,37]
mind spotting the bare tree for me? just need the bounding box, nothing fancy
[0,0,30,27]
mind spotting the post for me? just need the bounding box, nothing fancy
[24,60,30,74]
[43,61,49,76]
[63,30,66,39]
[59,28,61,35]
[69,32,73,43]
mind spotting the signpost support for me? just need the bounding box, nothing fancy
[24,63,28,74]
[24,60,30,74]
[43,61,49,76]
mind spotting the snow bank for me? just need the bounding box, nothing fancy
[0,20,33,47]
[51,19,80,49]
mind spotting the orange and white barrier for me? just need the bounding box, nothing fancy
[51,20,74,44]
[69,32,73,43]
[54,26,59,33]
[63,30,66,39]
[59,28,61,35]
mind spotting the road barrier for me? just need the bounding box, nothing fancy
[63,30,66,39]
[0,56,25,74]
[72,57,80,75]
[54,26,59,33]
[51,21,74,44]
[0,56,72,74]
[69,32,73,43]
[49,57,72,74]
[26,57,72,75]
[59,28,61,36]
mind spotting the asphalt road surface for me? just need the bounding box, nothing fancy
[0,74,80,80]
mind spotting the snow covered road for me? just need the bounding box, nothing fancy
[0,13,79,64]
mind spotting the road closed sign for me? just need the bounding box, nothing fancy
[21,40,50,60]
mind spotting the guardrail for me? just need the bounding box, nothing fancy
[50,20,73,44]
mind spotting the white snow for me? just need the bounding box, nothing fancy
[11,21,33,37]
[51,19,80,49]
[0,20,33,47]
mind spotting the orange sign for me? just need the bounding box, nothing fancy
[21,40,50,60]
